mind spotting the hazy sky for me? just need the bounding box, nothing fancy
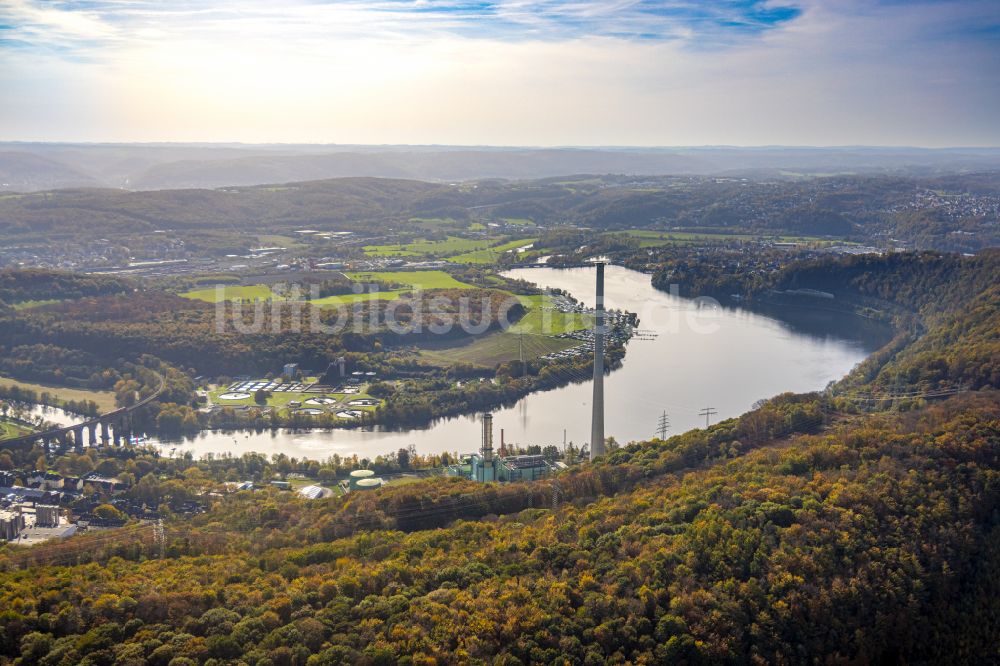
[1,0,998,146]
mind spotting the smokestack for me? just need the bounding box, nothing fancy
[482,413,494,462]
[591,262,606,460]
[499,428,505,457]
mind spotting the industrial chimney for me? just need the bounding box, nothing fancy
[482,413,494,463]
[591,262,606,460]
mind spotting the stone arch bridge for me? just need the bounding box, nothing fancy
[0,373,164,454]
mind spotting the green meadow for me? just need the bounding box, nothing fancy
[447,238,538,264]
[508,294,591,335]
[363,236,489,257]
[343,270,474,290]
[418,331,576,368]
[180,284,274,303]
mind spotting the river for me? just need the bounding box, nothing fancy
[148,264,889,460]
[13,403,89,429]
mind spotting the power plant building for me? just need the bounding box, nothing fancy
[449,413,557,483]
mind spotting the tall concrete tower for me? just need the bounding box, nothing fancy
[591,262,606,460]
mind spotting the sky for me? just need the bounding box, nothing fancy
[0,0,998,146]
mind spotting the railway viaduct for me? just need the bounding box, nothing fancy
[0,373,164,453]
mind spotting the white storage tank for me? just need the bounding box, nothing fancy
[349,469,375,490]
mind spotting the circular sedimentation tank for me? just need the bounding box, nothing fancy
[354,477,383,491]
[295,408,324,415]
[349,469,375,490]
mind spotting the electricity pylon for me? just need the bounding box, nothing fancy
[699,406,718,428]
[656,411,670,439]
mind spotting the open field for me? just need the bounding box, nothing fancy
[507,295,591,335]
[381,474,429,487]
[408,217,462,226]
[363,235,538,263]
[418,331,576,367]
[618,230,758,247]
[0,419,32,439]
[618,229,849,247]
[310,291,403,307]
[447,238,538,264]
[11,299,62,310]
[0,375,118,413]
[363,236,489,257]
[182,271,474,305]
[344,270,474,290]
[180,284,274,303]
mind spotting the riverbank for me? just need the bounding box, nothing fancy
[147,264,883,459]
[0,375,116,414]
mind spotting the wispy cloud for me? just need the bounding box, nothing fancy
[0,0,804,56]
[0,0,997,145]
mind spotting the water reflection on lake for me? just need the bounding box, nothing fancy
[150,265,890,460]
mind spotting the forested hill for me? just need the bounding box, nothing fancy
[2,172,998,250]
[1,254,1000,663]
[2,402,999,662]
[769,251,1000,394]
[0,269,134,307]
[655,250,1000,394]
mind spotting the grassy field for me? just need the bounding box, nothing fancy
[0,419,32,439]
[506,295,591,335]
[181,272,475,307]
[310,291,403,307]
[363,235,539,263]
[619,230,758,247]
[0,376,118,413]
[363,236,489,257]
[381,475,428,487]
[447,238,538,264]
[344,270,474,290]
[419,331,576,367]
[181,284,274,303]
[408,217,463,227]
[618,229,846,247]
[11,299,62,310]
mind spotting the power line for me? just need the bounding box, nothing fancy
[656,411,670,439]
[698,406,718,428]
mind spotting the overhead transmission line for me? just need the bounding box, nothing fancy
[699,406,718,428]
[656,411,670,439]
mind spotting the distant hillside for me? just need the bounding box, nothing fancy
[0,177,440,242]
[1,172,998,252]
[0,151,100,191]
[3,143,1000,192]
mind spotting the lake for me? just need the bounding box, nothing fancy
[149,264,889,460]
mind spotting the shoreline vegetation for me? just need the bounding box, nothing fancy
[0,246,998,663]
[2,249,990,442]
[0,254,1000,664]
